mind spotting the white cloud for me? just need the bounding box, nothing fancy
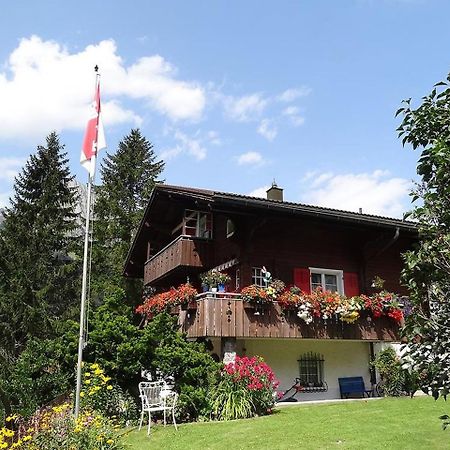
[206,130,221,146]
[277,87,311,102]
[248,185,270,198]
[0,36,205,141]
[257,119,277,141]
[301,170,411,218]
[223,93,267,122]
[161,130,208,161]
[282,106,305,127]
[237,151,265,166]
[0,157,25,182]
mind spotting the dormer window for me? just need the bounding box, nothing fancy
[183,210,212,238]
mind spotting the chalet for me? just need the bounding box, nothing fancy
[124,183,417,400]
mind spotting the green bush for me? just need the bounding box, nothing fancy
[372,347,408,397]
[147,314,220,421]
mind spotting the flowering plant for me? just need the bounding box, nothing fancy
[2,404,124,450]
[241,279,285,304]
[200,270,231,287]
[210,356,279,420]
[277,287,303,310]
[288,287,404,325]
[363,292,404,324]
[136,283,198,319]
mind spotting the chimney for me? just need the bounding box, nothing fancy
[266,180,283,201]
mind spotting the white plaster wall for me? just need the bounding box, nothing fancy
[241,338,372,401]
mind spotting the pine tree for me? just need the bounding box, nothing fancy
[0,132,79,355]
[92,129,164,298]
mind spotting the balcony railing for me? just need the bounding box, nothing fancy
[144,235,213,284]
[178,293,400,341]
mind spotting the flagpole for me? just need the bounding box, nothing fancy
[74,67,100,419]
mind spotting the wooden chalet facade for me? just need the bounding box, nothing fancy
[125,183,417,400]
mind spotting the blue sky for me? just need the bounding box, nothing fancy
[1,0,449,217]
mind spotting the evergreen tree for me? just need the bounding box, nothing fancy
[0,132,79,355]
[92,129,164,299]
[397,73,450,398]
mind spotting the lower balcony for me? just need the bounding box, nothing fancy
[178,294,401,341]
[144,235,213,284]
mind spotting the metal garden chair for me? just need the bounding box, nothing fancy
[138,380,178,435]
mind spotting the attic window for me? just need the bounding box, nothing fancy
[226,219,235,238]
[183,210,212,238]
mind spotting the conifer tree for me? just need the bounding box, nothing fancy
[92,129,164,298]
[0,132,78,355]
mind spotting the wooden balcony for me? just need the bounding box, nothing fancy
[179,294,400,341]
[144,235,213,284]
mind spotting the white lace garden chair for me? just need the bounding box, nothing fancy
[138,380,178,435]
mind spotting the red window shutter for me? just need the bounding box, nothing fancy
[293,268,311,294]
[343,272,360,297]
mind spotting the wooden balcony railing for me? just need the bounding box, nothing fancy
[144,235,213,284]
[178,294,400,341]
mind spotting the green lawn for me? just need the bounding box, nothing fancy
[124,397,449,449]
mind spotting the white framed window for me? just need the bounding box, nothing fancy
[309,267,344,294]
[183,210,212,238]
[251,267,265,287]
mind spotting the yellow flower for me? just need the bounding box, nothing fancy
[106,385,113,390]
[0,443,7,449]
[85,372,91,377]
[94,368,104,376]
[80,391,85,397]
[84,379,91,384]
[107,439,114,444]
[5,414,18,422]
[23,435,32,442]
[90,363,99,370]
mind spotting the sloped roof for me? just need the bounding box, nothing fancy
[124,183,417,277]
[156,183,416,229]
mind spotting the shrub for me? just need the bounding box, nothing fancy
[372,347,406,396]
[140,314,220,422]
[210,356,279,421]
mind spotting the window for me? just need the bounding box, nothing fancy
[298,352,326,391]
[309,268,343,294]
[183,210,212,238]
[252,267,265,287]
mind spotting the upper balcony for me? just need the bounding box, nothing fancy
[144,235,213,284]
[178,294,401,341]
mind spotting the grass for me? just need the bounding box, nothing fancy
[124,396,450,449]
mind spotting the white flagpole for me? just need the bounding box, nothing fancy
[74,68,100,419]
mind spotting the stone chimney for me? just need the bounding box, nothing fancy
[266,180,283,201]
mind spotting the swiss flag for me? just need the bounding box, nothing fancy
[80,76,106,176]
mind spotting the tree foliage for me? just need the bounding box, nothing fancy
[0,132,79,352]
[92,129,164,295]
[0,132,79,415]
[397,73,450,399]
